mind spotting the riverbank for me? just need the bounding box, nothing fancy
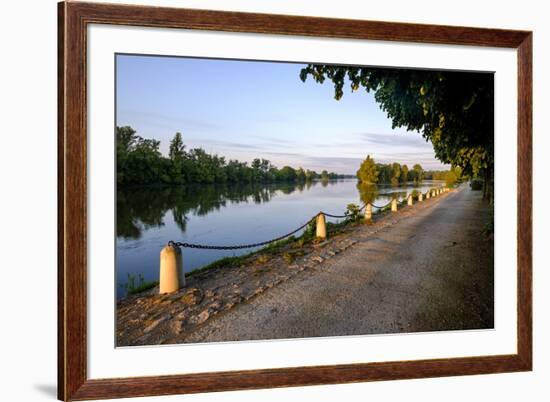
[116,186,481,346]
[116,179,446,296]
[184,184,492,343]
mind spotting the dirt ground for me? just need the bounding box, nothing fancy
[117,184,493,345]
[180,184,494,343]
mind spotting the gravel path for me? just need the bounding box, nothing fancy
[181,184,494,343]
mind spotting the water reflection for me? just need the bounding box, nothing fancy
[356,182,378,205]
[116,179,442,297]
[117,180,343,240]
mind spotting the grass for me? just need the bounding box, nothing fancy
[326,219,353,234]
[470,178,484,191]
[123,202,406,297]
[185,214,364,276]
[282,252,295,264]
[256,254,271,264]
[123,273,159,296]
[187,254,252,278]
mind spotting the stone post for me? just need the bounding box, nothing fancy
[391,198,398,212]
[426,191,430,199]
[364,203,372,223]
[407,195,413,206]
[418,192,423,202]
[316,213,327,239]
[159,243,184,294]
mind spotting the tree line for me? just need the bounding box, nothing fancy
[356,155,424,185]
[356,155,460,186]
[116,126,349,186]
[117,180,344,240]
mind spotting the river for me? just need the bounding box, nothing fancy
[116,179,443,298]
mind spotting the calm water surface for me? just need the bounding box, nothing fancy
[116,179,443,297]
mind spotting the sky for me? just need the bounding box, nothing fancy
[116,54,448,174]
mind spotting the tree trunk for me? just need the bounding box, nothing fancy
[482,165,493,201]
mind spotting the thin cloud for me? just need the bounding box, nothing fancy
[253,136,296,145]
[360,132,430,148]
[188,138,265,150]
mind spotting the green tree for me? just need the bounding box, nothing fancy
[445,165,463,187]
[125,137,163,184]
[116,126,138,183]
[376,164,392,184]
[116,126,349,186]
[391,162,401,186]
[278,166,297,182]
[300,65,494,197]
[251,158,262,181]
[356,155,378,184]
[167,132,186,184]
[412,163,424,183]
[305,169,317,181]
[401,164,409,184]
[169,132,185,160]
[296,167,306,182]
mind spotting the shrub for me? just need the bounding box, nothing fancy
[282,252,295,264]
[470,178,484,191]
[346,203,361,222]
[256,254,270,264]
[123,273,158,296]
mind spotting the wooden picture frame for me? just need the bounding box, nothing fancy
[58,1,532,400]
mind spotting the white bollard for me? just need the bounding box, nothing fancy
[316,213,327,239]
[391,198,398,212]
[418,192,423,202]
[159,243,184,294]
[364,203,372,223]
[407,195,413,206]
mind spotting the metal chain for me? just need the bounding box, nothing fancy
[321,211,349,219]
[371,200,393,209]
[170,215,318,250]
[169,189,445,250]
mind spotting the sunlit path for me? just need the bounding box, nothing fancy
[180,184,493,342]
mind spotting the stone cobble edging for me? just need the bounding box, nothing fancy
[116,191,451,346]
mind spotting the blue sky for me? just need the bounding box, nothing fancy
[116,54,447,174]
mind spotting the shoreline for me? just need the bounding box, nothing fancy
[117,188,455,346]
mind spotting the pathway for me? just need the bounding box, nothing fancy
[181,184,494,343]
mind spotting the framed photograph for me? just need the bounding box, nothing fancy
[58,1,532,400]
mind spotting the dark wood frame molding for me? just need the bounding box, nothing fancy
[58,1,532,400]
